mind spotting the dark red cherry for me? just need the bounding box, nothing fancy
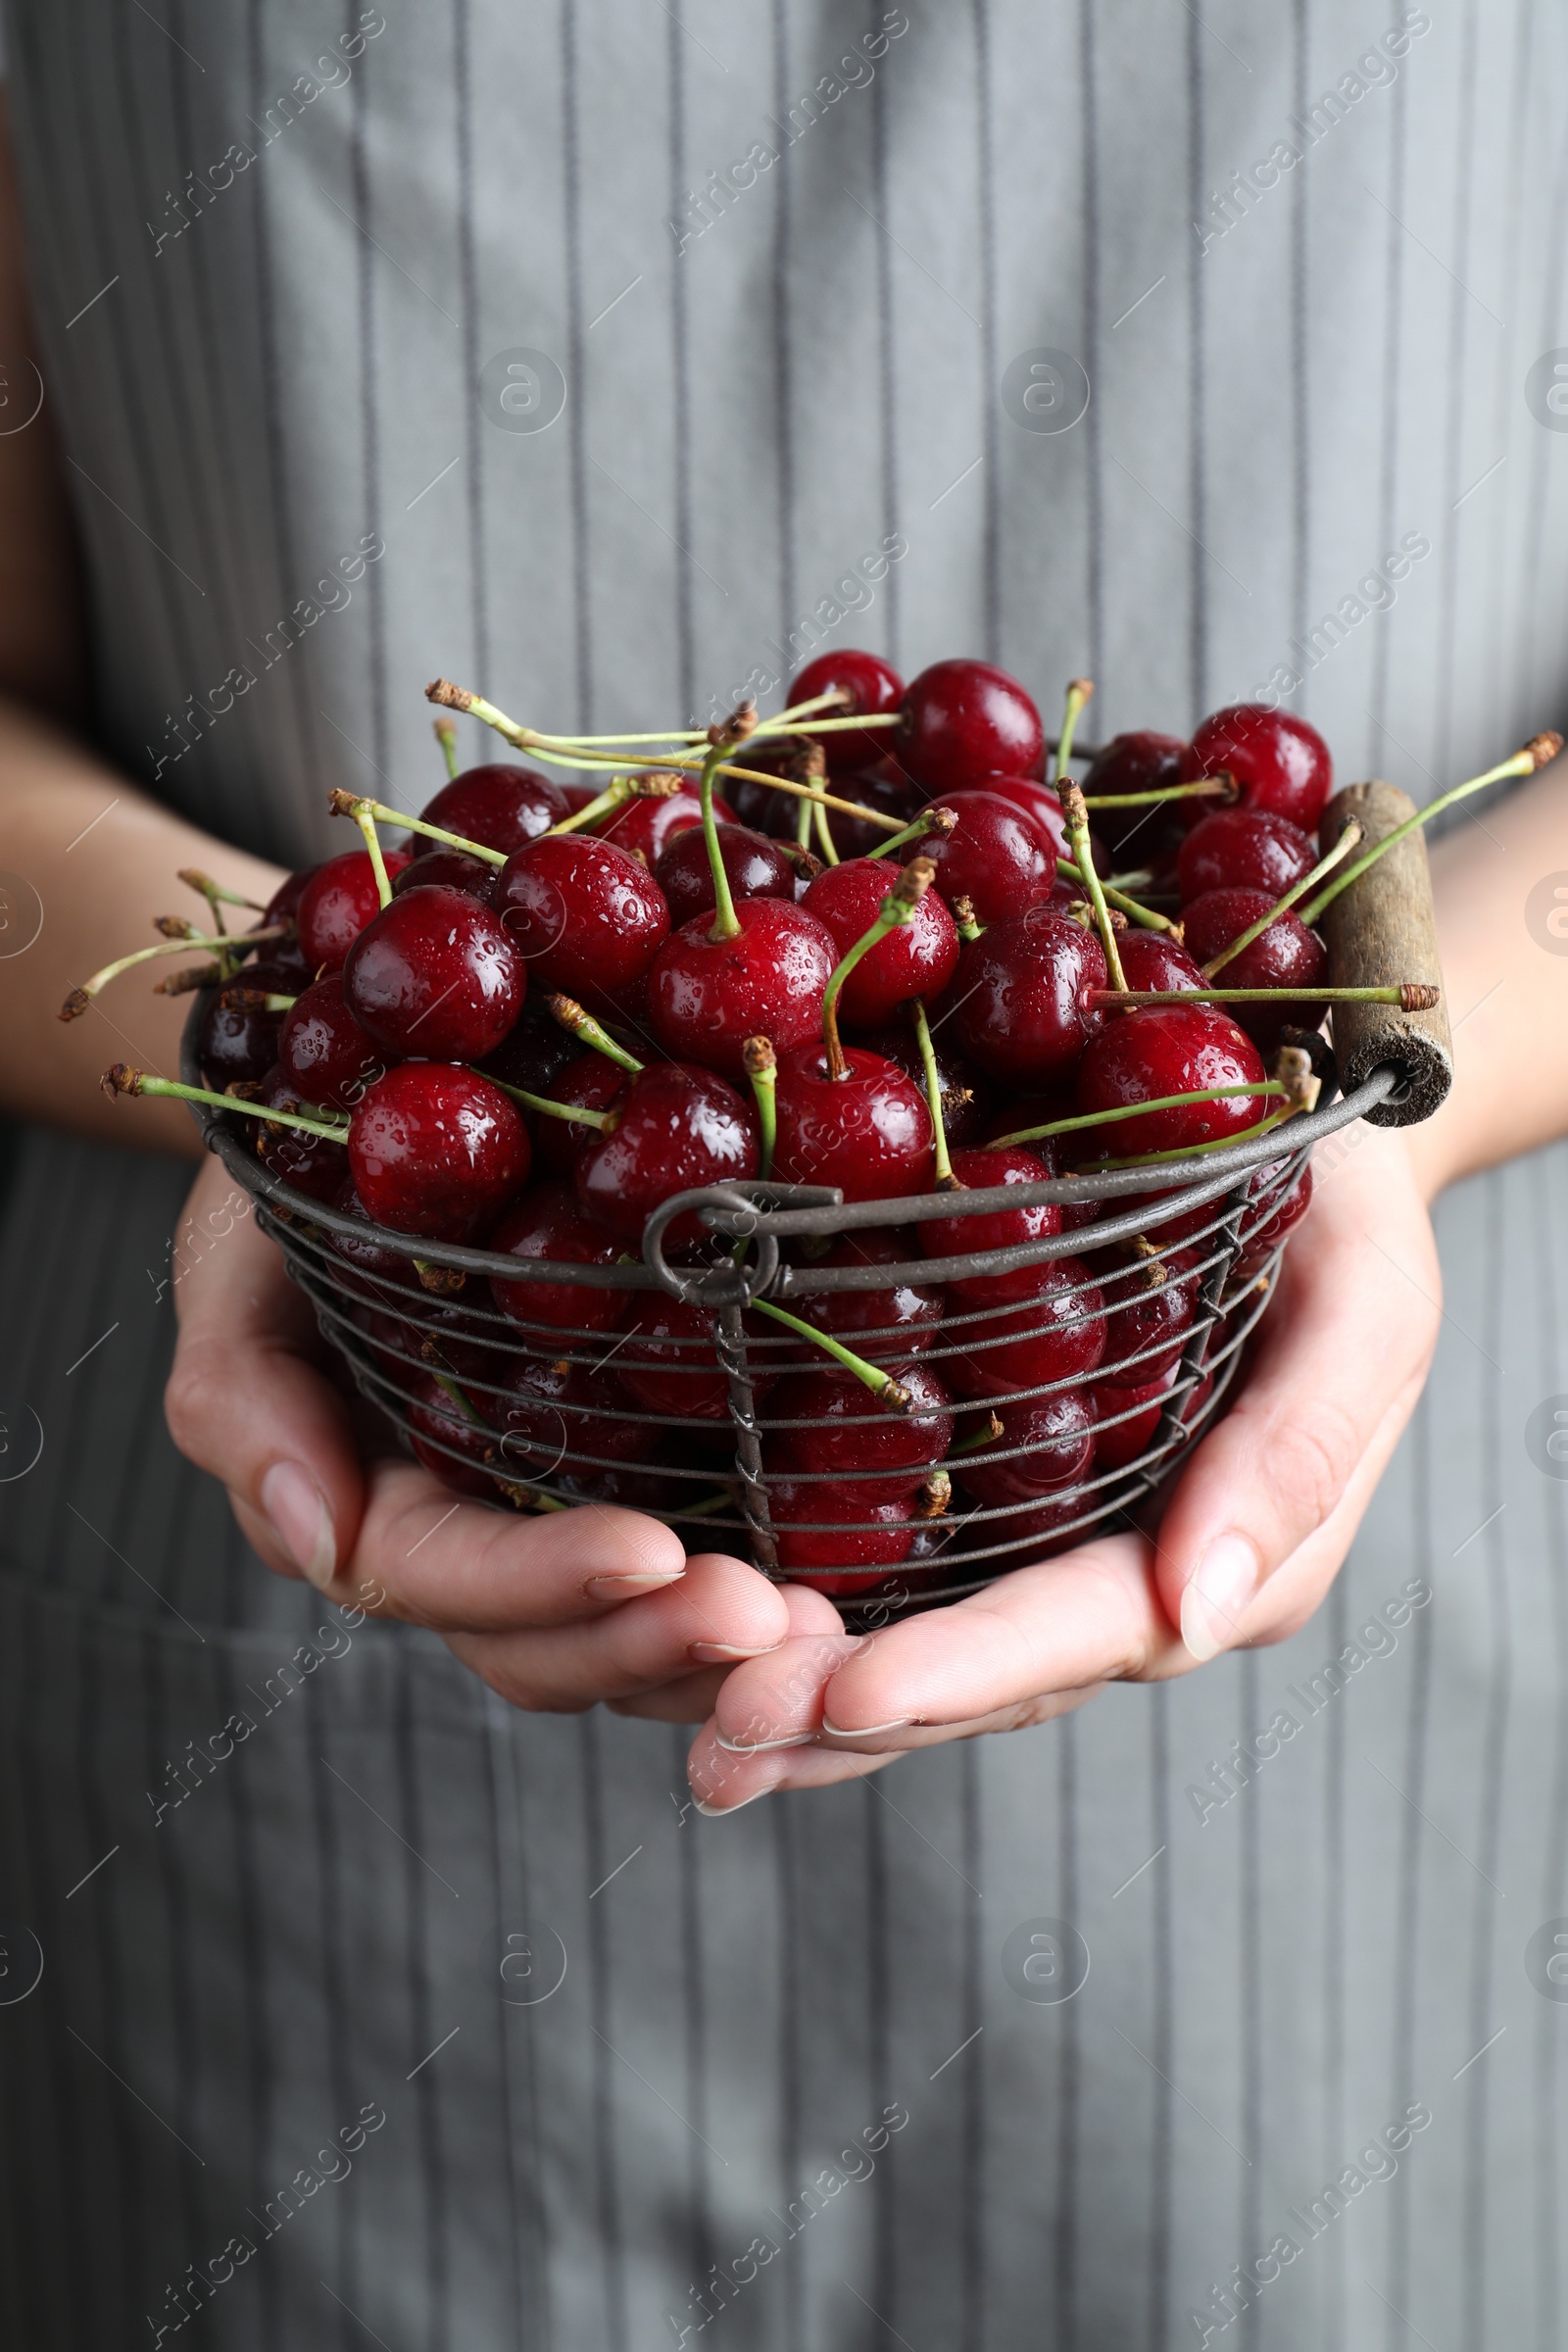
[573,1060,759,1247]
[416,762,570,857]
[956,1389,1096,1505]
[342,884,525,1062]
[952,906,1107,1086]
[1177,887,1328,1051]
[391,845,497,905]
[277,972,386,1113]
[816,762,923,859]
[647,897,836,1081]
[197,960,296,1088]
[595,787,737,866]
[348,1063,531,1241]
[957,1483,1087,1561]
[296,847,416,972]
[1080,731,1188,849]
[984,775,1115,882]
[948,1258,1106,1401]
[780,1229,945,1362]
[618,1295,775,1421]
[772,1045,934,1202]
[855,1024,991,1145]
[477,998,580,1100]
[489,1356,654,1483]
[1235,1158,1313,1280]
[487,1182,629,1341]
[768,1481,918,1577]
[1073,1004,1267,1159]
[526,1052,630,1177]
[250,1065,350,1203]
[767,1359,954,1494]
[401,1289,508,1394]
[1092,1367,1212,1471]
[787,649,906,774]
[1096,1245,1201,1384]
[653,822,799,928]
[802,858,958,1025]
[898,660,1045,793]
[1176,808,1318,904]
[1180,706,1332,833]
[1116,928,1206,994]
[919,1146,1062,1308]
[495,834,670,1014]
[324,1175,424,1291]
[261,864,319,935]
[402,1370,510,1500]
[903,791,1056,928]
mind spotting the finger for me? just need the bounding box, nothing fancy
[166,1155,366,1585]
[1150,1127,1440,1664]
[608,1583,843,1723]
[444,1551,796,1709]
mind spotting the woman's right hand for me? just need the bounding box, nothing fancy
[165,1154,808,1711]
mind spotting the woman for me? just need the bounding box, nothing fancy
[1,4,1565,2346]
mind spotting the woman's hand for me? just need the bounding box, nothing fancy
[679,1120,1443,1811]
[166,1155,803,1707]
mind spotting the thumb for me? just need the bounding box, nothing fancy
[165,1156,367,1585]
[1151,1133,1440,1663]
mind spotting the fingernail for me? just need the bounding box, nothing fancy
[688,1640,783,1664]
[694,1785,775,1817]
[820,1715,913,1739]
[261,1461,336,1590]
[1180,1534,1261,1664]
[715,1727,814,1754]
[584,1568,687,1597]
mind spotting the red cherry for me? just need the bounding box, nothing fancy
[402,1369,510,1499]
[477,998,582,1100]
[251,1066,349,1203]
[495,833,670,1014]
[197,960,296,1087]
[1116,928,1206,994]
[296,847,416,972]
[948,1258,1106,1401]
[956,1484,1086,1560]
[767,1359,954,1494]
[1180,706,1332,832]
[1096,1245,1201,1383]
[956,1390,1096,1505]
[398,1289,508,1391]
[1073,1004,1267,1159]
[903,791,1056,928]
[768,1481,917,1576]
[618,1295,775,1421]
[1235,1158,1313,1280]
[416,763,570,856]
[348,1063,531,1241]
[342,883,525,1062]
[526,1051,628,1176]
[595,787,737,865]
[489,1356,654,1482]
[262,864,319,933]
[855,1023,991,1145]
[817,763,924,860]
[898,660,1045,793]
[919,1146,1062,1308]
[802,858,958,1024]
[1177,887,1328,1051]
[277,972,386,1112]
[772,1044,934,1202]
[325,1176,422,1290]
[1176,808,1318,904]
[488,1183,629,1341]
[1092,1368,1212,1471]
[1080,731,1188,849]
[573,1060,759,1247]
[780,1229,945,1361]
[647,897,836,1080]
[391,845,497,905]
[952,906,1107,1086]
[786,649,906,773]
[653,822,799,929]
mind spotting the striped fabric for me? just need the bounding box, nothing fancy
[1,2,1566,2345]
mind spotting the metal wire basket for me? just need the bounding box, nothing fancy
[178,780,1451,1621]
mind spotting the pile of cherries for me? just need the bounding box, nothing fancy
[97,655,1355,1595]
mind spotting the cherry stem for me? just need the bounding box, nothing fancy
[178,867,265,915]
[1087,982,1440,1010]
[1202,818,1364,977]
[542,993,644,1073]
[820,858,933,1081]
[795,793,814,853]
[1054,676,1095,785]
[61,923,290,1018]
[100,1066,349,1140]
[951,895,983,942]
[911,1001,956,1189]
[1081,776,1235,809]
[986,1079,1287,1152]
[755,710,902,739]
[228,990,300,1013]
[433,715,461,781]
[472,1068,613,1129]
[352,808,394,908]
[811,797,840,866]
[1056,858,1176,933]
[153,961,224,997]
[1088,1107,1289,1170]
[866,805,957,861]
[951,1411,1004,1454]
[715,760,906,832]
[917,1468,953,1518]
[1298,734,1562,925]
[1058,777,1128,991]
[765,686,854,727]
[327,787,507,869]
[547,771,683,838]
[750,1298,912,1409]
[744,1035,777,1179]
[700,738,744,941]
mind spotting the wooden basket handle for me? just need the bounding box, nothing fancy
[1317,780,1452,1127]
